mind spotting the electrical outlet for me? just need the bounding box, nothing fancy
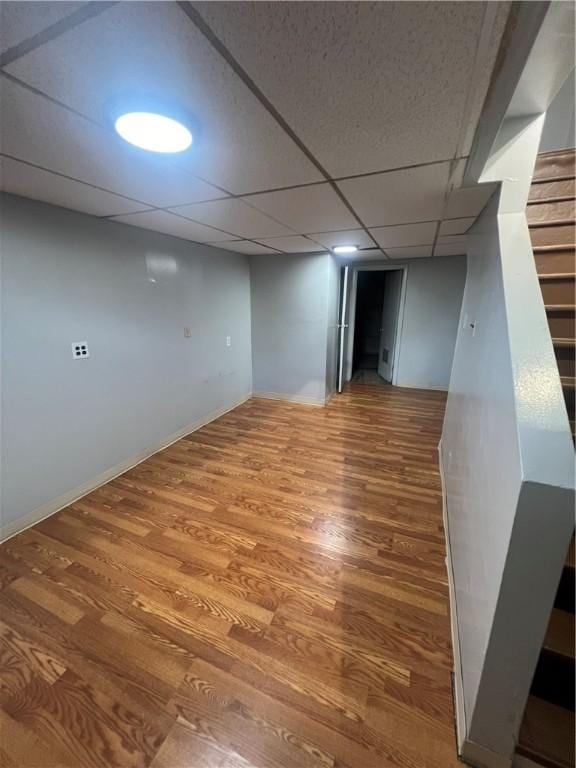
[226,336,231,347]
[72,341,89,359]
[184,327,191,338]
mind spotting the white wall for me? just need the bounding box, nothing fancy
[249,252,332,404]
[539,68,575,152]
[395,255,466,389]
[442,179,574,761]
[1,193,252,537]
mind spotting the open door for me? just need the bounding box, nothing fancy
[378,270,403,382]
[336,265,349,393]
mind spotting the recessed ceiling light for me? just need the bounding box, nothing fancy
[333,245,359,254]
[114,112,193,153]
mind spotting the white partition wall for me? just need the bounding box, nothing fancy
[441,114,575,766]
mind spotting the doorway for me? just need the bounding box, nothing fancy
[346,268,404,386]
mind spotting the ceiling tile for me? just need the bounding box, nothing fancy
[338,163,450,227]
[214,240,281,255]
[308,229,374,249]
[255,235,327,253]
[0,1,83,54]
[169,198,295,239]
[245,184,358,233]
[0,156,148,217]
[369,222,437,249]
[195,2,509,177]
[1,77,224,208]
[444,184,496,218]
[385,245,433,259]
[439,217,476,236]
[111,210,235,243]
[6,2,322,194]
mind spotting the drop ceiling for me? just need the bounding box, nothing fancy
[0,1,509,258]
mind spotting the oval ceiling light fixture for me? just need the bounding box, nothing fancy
[114,111,193,153]
[333,244,359,255]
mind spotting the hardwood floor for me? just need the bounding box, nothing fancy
[0,384,457,768]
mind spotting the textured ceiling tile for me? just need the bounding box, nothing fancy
[0,1,83,54]
[444,184,496,218]
[338,163,450,227]
[308,229,374,249]
[214,240,281,255]
[245,184,358,233]
[195,1,509,177]
[255,235,327,253]
[385,245,433,259]
[169,198,295,239]
[0,78,224,208]
[6,2,321,194]
[0,156,148,217]
[111,210,235,243]
[369,221,437,249]
[439,217,477,235]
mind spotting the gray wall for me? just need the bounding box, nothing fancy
[250,252,332,403]
[441,190,574,759]
[395,254,466,389]
[539,69,575,152]
[1,194,252,533]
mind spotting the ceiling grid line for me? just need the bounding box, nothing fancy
[175,0,387,257]
[0,2,118,68]
[0,2,507,256]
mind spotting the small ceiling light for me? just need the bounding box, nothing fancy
[114,112,193,153]
[333,245,359,254]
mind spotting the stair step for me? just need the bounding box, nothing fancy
[527,200,576,225]
[518,696,575,768]
[561,376,576,389]
[528,177,575,202]
[533,149,576,182]
[552,338,576,348]
[543,609,575,660]
[532,244,576,253]
[535,251,576,276]
[540,277,576,304]
[546,311,576,340]
[538,273,576,280]
[528,218,576,227]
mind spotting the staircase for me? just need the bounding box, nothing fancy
[517,148,575,768]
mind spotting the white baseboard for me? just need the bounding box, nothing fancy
[252,391,328,406]
[0,393,252,544]
[461,740,513,768]
[438,439,512,768]
[395,381,449,392]
[438,439,467,751]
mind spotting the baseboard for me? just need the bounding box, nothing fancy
[438,439,467,755]
[0,393,252,544]
[395,381,449,391]
[438,439,512,768]
[252,391,328,406]
[460,739,512,768]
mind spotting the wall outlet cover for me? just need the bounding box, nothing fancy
[72,342,89,359]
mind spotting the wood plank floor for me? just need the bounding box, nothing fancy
[0,383,458,768]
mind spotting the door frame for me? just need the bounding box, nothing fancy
[344,264,408,387]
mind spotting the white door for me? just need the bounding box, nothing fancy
[378,270,403,382]
[336,266,349,393]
